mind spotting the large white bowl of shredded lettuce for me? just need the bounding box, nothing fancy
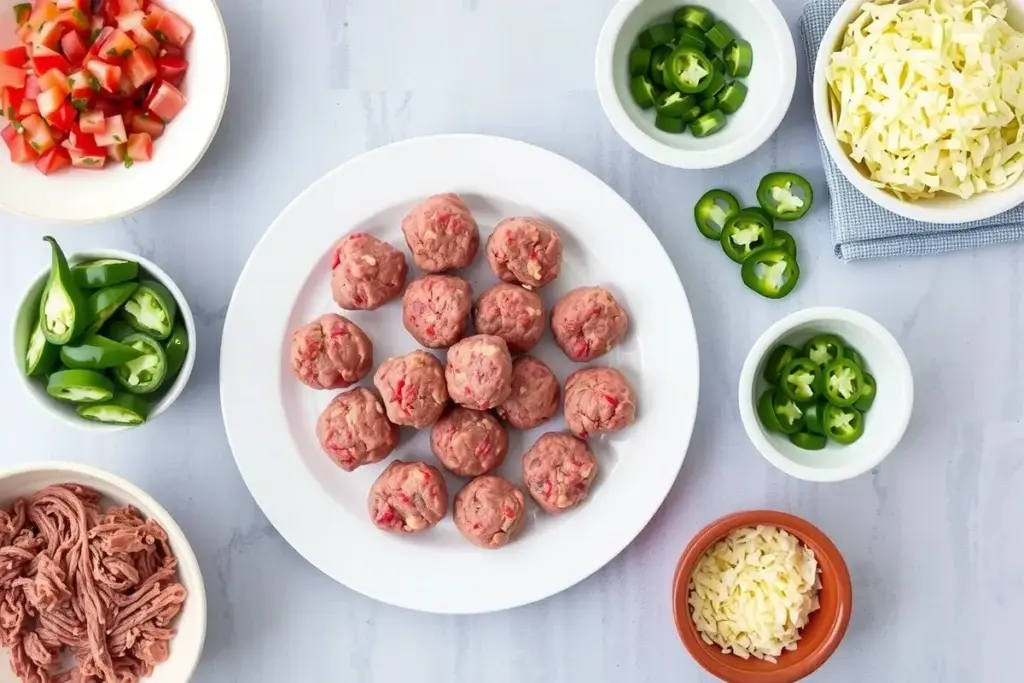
[813,0,1024,223]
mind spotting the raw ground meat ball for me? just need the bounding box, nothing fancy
[485,217,563,288]
[551,286,629,362]
[331,233,408,310]
[563,367,637,438]
[289,313,373,390]
[373,351,449,428]
[431,406,509,477]
[402,275,472,348]
[368,460,449,533]
[401,193,480,272]
[473,284,545,354]
[316,388,400,471]
[522,432,598,514]
[453,475,527,549]
[445,335,513,410]
[496,356,560,430]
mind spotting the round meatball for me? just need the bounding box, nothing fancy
[563,367,637,438]
[522,432,598,514]
[431,407,508,477]
[453,475,527,549]
[368,460,448,533]
[496,356,560,430]
[444,335,513,410]
[402,275,472,348]
[473,284,545,354]
[551,286,628,362]
[401,193,479,272]
[331,233,408,310]
[485,217,563,288]
[289,313,373,390]
[316,388,399,471]
[373,351,449,428]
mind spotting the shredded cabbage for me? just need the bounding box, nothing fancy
[826,0,1024,200]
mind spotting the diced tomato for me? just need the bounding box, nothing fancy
[56,8,89,32]
[91,97,117,117]
[94,113,126,146]
[1,124,17,147]
[47,100,75,130]
[29,3,60,32]
[79,109,104,133]
[1,87,25,121]
[89,15,105,44]
[60,30,88,65]
[127,109,163,137]
[34,19,66,51]
[129,26,159,55]
[18,97,39,117]
[0,65,27,90]
[24,74,41,99]
[56,0,90,10]
[143,4,166,32]
[8,133,40,163]
[155,56,186,85]
[99,28,136,62]
[125,131,151,163]
[67,121,96,149]
[69,147,104,168]
[117,10,146,32]
[124,48,156,88]
[21,113,55,154]
[35,87,64,120]
[87,26,113,57]
[36,145,71,174]
[154,10,192,47]
[0,47,29,68]
[31,45,70,75]
[107,141,126,162]
[143,79,184,122]
[158,43,182,59]
[119,0,145,12]
[38,69,70,95]
[86,59,121,92]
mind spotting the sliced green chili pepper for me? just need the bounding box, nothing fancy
[164,322,190,380]
[698,96,717,113]
[113,333,168,395]
[655,91,696,117]
[741,248,800,299]
[629,46,652,77]
[60,334,144,370]
[703,69,726,99]
[665,45,715,94]
[740,206,774,230]
[824,403,865,444]
[649,45,673,88]
[674,6,715,32]
[103,319,137,342]
[855,373,877,412]
[13,3,31,26]
[655,113,686,133]
[803,334,845,367]
[790,431,827,450]
[711,56,726,76]
[705,21,735,51]
[720,211,774,263]
[724,39,753,77]
[70,258,139,289]
[772,392,804,434]
[762,344,799,384]
[757,172,814,221]
[674,26,708,51]
[25,319,59,377]
[718,81,748,114]
[824,358,864,407]
[681,104,703,122]
[638,22,677,48]
[77,393,150,425]
[757,389,784,433]
[690,110,726,137]
[630,74,657,109]
[844,346,865,371]
[771,230,797,258]
[122,280,178,341]
[780,358,823,402]
[694,189,740,240]
[47,369,114,404]
[85,282,139,335]
[39,237,90,346]
[801,400,827,435]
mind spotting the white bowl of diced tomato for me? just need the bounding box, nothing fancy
[0,0,228,223]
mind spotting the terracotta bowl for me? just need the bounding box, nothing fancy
[672,511,852,683]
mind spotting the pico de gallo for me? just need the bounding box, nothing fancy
[0,0,192,174]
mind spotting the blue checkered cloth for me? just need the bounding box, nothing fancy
[799,0,1024,261]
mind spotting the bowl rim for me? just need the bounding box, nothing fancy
[10,248,197,433]
[672,510,853,683]
[595,0,797,169]
[811,0,1024,224]
[737,306,914,483]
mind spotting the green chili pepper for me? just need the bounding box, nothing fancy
[717,81,748,114]
[757,172,814,221]
[47,369,115,404]
[680,104,703,122]
[649,45,673,88]
[70,258,139,289]
[801,400,827,436]
[103,319,137,342]
[824,403,865,444]
[13,3,31,26]
[703,68,726,99]
[76,393,150,425]
[164,322,190,380]
[741,248,800,299]
[741,206,775,231]
[698,96,718,113]
[665,45,715,94]
[122,280,178,340]
[705,21,736,51]
[60,334,144,370]
[113,333,168,395]
[655,91,696,117]
[630,74,657,109]
[85,282,139,335]
[790,431,827,450]
[844,346,865,371]
[690,110,726,137]
[855,373,877,412]
[803,334,845,367]
[757,389,784,433]
[771,392,804,434]
[694,189,740,240]
[770,230,797,258]
[25,319,59,377]
[724,39,753,77]
[629,46,652,77]
[638,22,677,49]
[720,211,774,263]
[824,358,864,407]
[655,113,686,133]
[762,344,799,384]
[39,237,90,346]
[674,6,715,32]
[780,357,823,402]
[674,26,708,51]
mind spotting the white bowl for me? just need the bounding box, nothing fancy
[738,307,914,482]
[0,461,206,683]
[812,0,1024,224]
[0,0,230,223]
[595,0,796,169]
[11,248,197,433]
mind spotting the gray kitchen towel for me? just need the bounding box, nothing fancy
[799,0,1024,261]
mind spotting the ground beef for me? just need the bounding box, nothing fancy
[373,351,449,428]
[430,407,509,477]
[550,286,628,362]
[316,388,400,471]
[563,367,637,438]
[485,217,563,288]
[289,313,373,389]
[401,193,479,272]
[473,283,545,354]
[402,275,472,348]
[368,461,448,533]
[453,476,527,549]
[444,335,513,410]
[331,232,408,310]
[522,432,598,514]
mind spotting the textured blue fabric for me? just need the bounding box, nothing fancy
[799,0,1024,261]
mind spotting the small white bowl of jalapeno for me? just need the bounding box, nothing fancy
[11,239,196,432]
[738,307,914,482]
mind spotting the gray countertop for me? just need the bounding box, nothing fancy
[1,1,1021,681]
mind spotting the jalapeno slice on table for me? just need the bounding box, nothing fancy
[720,210,773,263]
[164,322,190,380]
[757,172,814,221]
[801,400,827,436]
[779,357,823,402]
[691,110,726,137]
[803,334,845,367]
[717,81,748,114]
[70,258,138,289]
[770,230,797,258]
[724,39,753,77]
[741,248,800,299]
[694,189,740,240]
[629,46,652,76]
[39,237,90,346]
[47,369,115,404]
[77,393,150,425]
[25,319,59,377]
[665,45,715,94]
[60,334,144,370]
[630,75,658,109]
[113,333,169,395]
[705,21,736,51]
[824,403,865,444]
[674,5,715,32]
[122,280,178,340]
[824,358,864,407]
[762,344,799,384]
[741,206,774,230]
[855,372,877,412]
[790,431,827,450]
[638,22,677,48]
[85,281,139,335]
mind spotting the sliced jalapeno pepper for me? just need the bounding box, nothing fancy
[718,81,748,114]
[39,237,90,346]
[762,344,799,384]
[674,26,708,51]
[694,189,740,240]
[103,319,137,342]
[691,110,726,137]
[630,74,657,109]
[113,333,168,395]
[803,334,845,367]
[681,104,703,122]
[741,248,800,299]
[790,431,827,450]
[47,369,115,404]
[824,404,864,444]
[771,230,797,258]
[855,372,877,412]
[60,334,144,370]
[655,91,696,117]
[757,389,784,433]
[629,46,652,77]
[77,393,150,425]
[698,96,718,113]
[724,39,753,77]
[705,21,735,51]
[703,68,726,99]
[801,400,827,436]
[665,45,715,94]
[122,280,178,341]
[757,172,814,221]
[70,258,139,289]
[164,322,190,380]
[780,358,823,402]
[649,45,673,88]
[638,22,677,49]
[844,346,865,371]
[25,319,59,377]
[720,211,774,263]
[674,6,715,32]
[85,281,139,335]
[655,113,686,133]
[772,392,804,434]
[741,206,774,231]
[824,358,864,407]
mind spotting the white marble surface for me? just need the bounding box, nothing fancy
[1,1,1022,681]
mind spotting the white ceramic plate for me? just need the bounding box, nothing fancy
[220,135,700,614]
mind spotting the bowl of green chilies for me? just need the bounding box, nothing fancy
[11,238,196,431]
